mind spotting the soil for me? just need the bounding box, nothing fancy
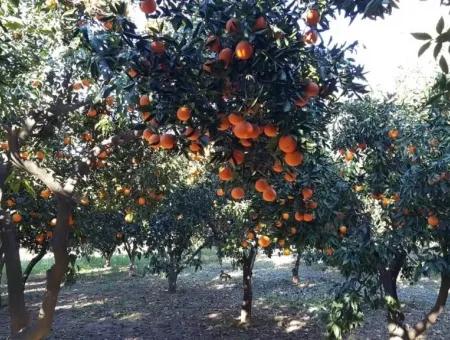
[0,255,449,339]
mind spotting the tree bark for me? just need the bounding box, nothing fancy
[379,254,406,340]
[103,251,113,268]
[167,267,178,293]
[14,194,72,340]
[292,252,301,284]
[22,247,47,284]
[240,246,257,323]
[0,246,4,307]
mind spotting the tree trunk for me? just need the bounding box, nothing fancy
[167,267,178,293]
[292,252,301,284]
[128,255,137,277]
[240,246,257,324]
[103,252,113,268]
[22,247,47,284]
[14,194,72,340]
[1,218,30,335]
[0,245,6,308]
[379,254,406,340]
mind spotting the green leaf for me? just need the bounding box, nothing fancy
[436,17,444,35]
[411,32,432,40]
[439,55,449,74]
[418,41,431,57]
[433,42,442,59]
[3,16,23,30]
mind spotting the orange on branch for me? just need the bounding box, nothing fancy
[140,95,151,106]
[294,212,304,222]
[295,96,308,107]
[339,225,348,235]
[303,213,314,222]
[303,30,318,44]
[263,186,277,202]
[151,41,166,54]
[160,134,176,149]
[228,113,244,126]
[263,124,278,137]
[216,188,225,197]
[258,235,271,248]
[305,82,320,97]
[253,16,268,31]
[206,35,221,53]
[233,121,253,139]
[140,0,157,14]
[428,215,439,227]
[284,151,304,167]
[388,129,399,140]
[278,135,297,153]
[306,9,320,26]
[235,41,254,60]
[272,160,283,173]
[218,48,233,68]
[12,213,22,223]
[225,18,239,33]
[176,106,192,122]
[218,166,233,181]
[231,149,245,165]
[302,188,313,200]
[255,179,269,193]
[231,187,245,201]
[284,172,297,182]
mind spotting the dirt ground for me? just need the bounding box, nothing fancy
[1,255,449,340]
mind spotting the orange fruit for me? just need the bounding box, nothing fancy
[40,188,52,199]
[284,172,297,182]
[228,113,244,126]
[290,227,298,235]
[241,240,249,248]
[80,196,90,206]
[216,188,225,197]
[281,212,289,220]
[35,233,45,245]
[284,151,304,167]
[218,116,231,131]
[177,106,192,121]
[140,0,156,14]
[388,129,399,140]
[140,95,151,106]
[303,30,318,44]
[339,225,348,235]
[36,151,45,161]
[240,139,252,148]
[160,134,176,149]
[278,239,286,247]
[272,159,283,173]
[231,187,245,200]
[137,197,146,206]
[295,212,304,222]
[247,230,255,240]
[128,68,138,78]
[12,213,22,223]
[97,150,108,160]
[225,18,239,33]
[255,179,269,193]
[306,9,320,26]
[263,124,278,137]
[82,132,93,142]
[206,35,221,53]
[306,201,318,209]
[262,186,277,202]
[186,128,201,141]
[253,16,268,31]
[231,149,245,165]
[278,135,297,153]
[258,235,271,248]
[305,82,320,97]
[151,41,166,54]
[233,121,253,139]
[218,48,233,68]
[428,215,439,227]
[303,213,314,222]
[218,167,233,181]
[345,150,354,162]
[6,198,15,207]
[189,142,201,153]
[147,134,160,146]
[235,41,254,60]
[302,188,313,200]
[142,129,154,141]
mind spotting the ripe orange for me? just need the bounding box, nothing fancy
[303,30,318,44]
[345,150,354,162]
[189,142,201,153]
[177,106,192,121]
[281,212,289,220]
[40,188,52,199]
[305,82,320,97]
[206,35,221,53]
[306,9,320,26]
[35,233,45,245]
[218,116,231,131]
[272,159,283,173]
[228,113,244,126]
[278,135,297,153]
[216,188,225,197]
[127,68,138,78]
[255,178,269,193]
[186,128,201,141]
[218,48,233,68]
[80,196,90,206]
[339,225,348,235]
[151,41,166,54]
[388,129,399,140]
[12,213,22,223]
[6,198,15,207]
[241,240,249,248]
[263,124,278,137]
[294,212,304,222]
[142,129,154,142]
[240,139,252,148]
[247,230,255,240]
[97,150,108,160]
[428,215,439,227]
[147,134,160,146]
[231,149,245,165]
[82,132,93,142]
[225,18,239,33]
[233,121,253,139]
[284,172,297,182]
[140,95,151,106]
[63,136,71,145]
[231,187,245,200]
[306,201,318,209]
[407,145,417,154]
[140,0,156,14]
[160,134,176,149]
[253,16,268,31]
[284,151,304,167]
[303,213,314,222]
[219,167,233,181]
[302,187,313,200]
[275,220,283,228]
[258,235,271,248]
[137,197,146,206]
[263,186,277,202]
[36,151,45,161]
[235,41,254,60]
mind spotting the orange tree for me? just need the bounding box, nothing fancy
[330,96,450,339]
[77,0,398,327]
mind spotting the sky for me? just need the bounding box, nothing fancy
[131,1,448,95]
